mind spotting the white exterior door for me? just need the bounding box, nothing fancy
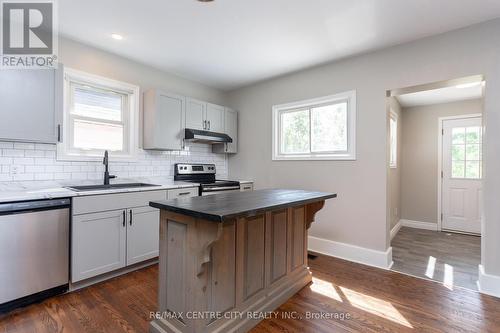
[442,117,482,234]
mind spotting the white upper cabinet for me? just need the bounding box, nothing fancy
[225,108,238,153]
[205,103,225,133]
[0,66,63,143]
[185,98,206,131]
[144,89,237,153]
[213,107,238,154]
[143,90,185,150]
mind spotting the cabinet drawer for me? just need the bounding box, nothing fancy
[240,183,254,191]
[167,187,198,199]
[73,190,167,215]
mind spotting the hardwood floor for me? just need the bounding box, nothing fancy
[2,254,499,333]
[391,227,481,290]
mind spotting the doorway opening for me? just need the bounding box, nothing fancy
[386,75,484,291]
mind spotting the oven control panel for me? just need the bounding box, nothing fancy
[175,163,216,175]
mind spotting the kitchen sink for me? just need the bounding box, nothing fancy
[65,183,160,192]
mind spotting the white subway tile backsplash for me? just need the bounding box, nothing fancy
[0,142,228,183]
[13,157,34,165]
[2,149,25,157]
[14,143,35,150]
[25,165,45,173]
[0,142,14,149]
[25,150,46,158]
[34,143,56,151]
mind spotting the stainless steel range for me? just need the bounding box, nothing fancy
[174,163,240,196]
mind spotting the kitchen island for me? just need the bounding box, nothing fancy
[149,189,336,333]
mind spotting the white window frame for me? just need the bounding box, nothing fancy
[389,109,398,168]
[272,90,356,161]
[57,68,139,162]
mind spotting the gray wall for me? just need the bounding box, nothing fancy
[400,99,483,224]
[388,97,402,229]
[227,19,500,276]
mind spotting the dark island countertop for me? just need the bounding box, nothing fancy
[149,189,337,222]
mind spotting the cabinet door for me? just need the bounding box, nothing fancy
[143,90,185,150]
[0,66,63,143]
[126,207,160,265]
[72,210,126,282]
[185,98,206,130]
[225,108,238,153]
[206,103,225,133]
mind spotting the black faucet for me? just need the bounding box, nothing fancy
[103,150,116,185]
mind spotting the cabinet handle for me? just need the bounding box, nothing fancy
[57,124,62,142]
[208,121,211,130]
[122,210,126,227]
[203,120,207,130]
[129,209,133,225]
[178,192,191,196]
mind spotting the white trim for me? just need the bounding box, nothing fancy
[308,236,392,269]
[272,90,356,161]
[437,113,483,232]
[57,68,140,162]
[478,265,500,298]
[390,220,402,240]
[400,219,438,231]
[389,109,398,168]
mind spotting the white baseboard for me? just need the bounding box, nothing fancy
[390,220,402,240]
[308,236,393,270]
[478,265,500,298]
[400,219,438,231]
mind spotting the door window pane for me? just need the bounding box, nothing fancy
[281,109,310,154]
[465,127,481,144]
[466,144,480,160]
[452,145,465,161]
[452,161,465,178]
[311,102,348,152]
[465,161,480,179]
[452,128,465,144]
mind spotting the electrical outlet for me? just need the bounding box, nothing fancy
[10,166,19,175]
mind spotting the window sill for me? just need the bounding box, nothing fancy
[272,154,356,161]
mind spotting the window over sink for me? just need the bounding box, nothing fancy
[57,68,139,161]
[272,90,356,160]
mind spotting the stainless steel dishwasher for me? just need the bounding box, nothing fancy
[0,198,70,312]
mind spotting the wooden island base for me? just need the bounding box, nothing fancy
[150,200,327,333]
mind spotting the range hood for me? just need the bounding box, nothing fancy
[184,128,233,144]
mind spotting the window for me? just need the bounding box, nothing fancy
[451,126,482,179]
[272,91,356,160]
[389,110,398,168]
[57,68,139,161]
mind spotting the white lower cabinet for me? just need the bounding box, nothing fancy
[126,207,160,266]
[71,188,198,283]
[72,210,127,282]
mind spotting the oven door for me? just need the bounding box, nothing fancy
[201,187,240,196]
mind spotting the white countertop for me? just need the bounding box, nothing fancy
[0,178,199,204]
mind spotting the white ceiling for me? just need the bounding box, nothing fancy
[396,84,484,108]
[59,0,500,91]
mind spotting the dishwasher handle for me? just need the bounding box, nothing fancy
[0,198,71,214]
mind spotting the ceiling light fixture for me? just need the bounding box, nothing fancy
[197,0,214,2]
[456,82,482,89]
[111,33,124,40]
